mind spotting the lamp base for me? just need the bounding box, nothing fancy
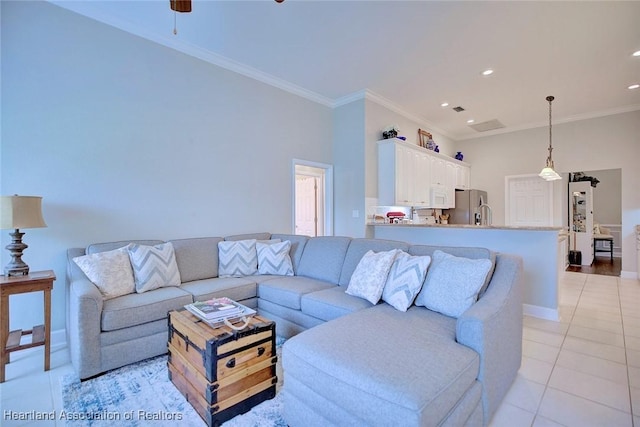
[4,229,30,277]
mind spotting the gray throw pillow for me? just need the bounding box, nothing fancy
[382,252,431,312]
[127,242,181,293]
[218,239,258,277]
[415,250,492,318]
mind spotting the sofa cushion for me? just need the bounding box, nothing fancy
[301,287,373,321]
[270,234,309,273]
[345,249,398,304]
[224,232,271,241]
[283,304,478,426]
[257,240,294,276]
[296,236,352,284]
[169,237,223,282]
[408,244,496,296]
[415,250,492,318]
[101,286,193,331]
[258,276,335,310]
[127,243,181,293]
[382,252,431,312]
[73,246,135,300]
[338,239,410,286]
[218,239,258,277]
[180,277,257,303]
[86,240,164,255]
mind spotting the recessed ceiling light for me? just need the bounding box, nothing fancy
[441,102,449,107]
[633,50,640,57]
[467,119,475,124]
[481,69,494,76]
[629,84,640,90]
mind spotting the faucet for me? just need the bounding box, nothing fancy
[478,204,492,226]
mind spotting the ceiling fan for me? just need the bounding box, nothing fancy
[170,0,283,13]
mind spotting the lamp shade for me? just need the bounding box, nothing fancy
[538,167,562,181]
[0,195,47,230]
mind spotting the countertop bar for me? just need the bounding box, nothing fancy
[371,223,563,321]
[368,223,563,231]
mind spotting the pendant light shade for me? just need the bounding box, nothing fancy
[539,96,562,181]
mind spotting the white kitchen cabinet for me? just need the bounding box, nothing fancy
[455,163,470,190]
[569,181,594,265]
[378,139,430,206]
[378,139,468,208]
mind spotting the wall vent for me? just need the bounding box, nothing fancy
[452,106,465,112]
[469,119,505,132]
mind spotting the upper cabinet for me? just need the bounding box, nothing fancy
[377,139,469,208]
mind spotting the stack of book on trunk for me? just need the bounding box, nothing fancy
[185,297,250,324]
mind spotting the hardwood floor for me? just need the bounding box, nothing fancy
[565,255,622,276]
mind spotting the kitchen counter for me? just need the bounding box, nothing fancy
[368,223,562,231]
[371,222,564,321]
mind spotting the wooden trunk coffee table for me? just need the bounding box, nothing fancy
[167,309,277,427]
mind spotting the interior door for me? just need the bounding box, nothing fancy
[295,175,318,236]
[506,175,553,227]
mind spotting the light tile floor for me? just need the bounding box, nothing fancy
[0,271,638,426]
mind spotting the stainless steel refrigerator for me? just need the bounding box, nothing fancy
[449,190,488,225]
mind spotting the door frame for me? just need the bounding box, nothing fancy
[292,159,333,236]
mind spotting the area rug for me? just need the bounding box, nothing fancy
[61,340,286,427]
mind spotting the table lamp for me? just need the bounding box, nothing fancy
[0,195,47,277]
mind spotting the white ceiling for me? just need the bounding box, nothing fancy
[52,0,640,140]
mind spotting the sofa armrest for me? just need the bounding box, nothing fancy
[456,253,523,426]
[67,278,104,379]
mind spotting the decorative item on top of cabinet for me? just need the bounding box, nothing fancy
[418,129,436,150]
[382,125,399,140]
[455,151,464,161]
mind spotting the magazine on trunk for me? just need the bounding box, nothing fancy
[185,297,256,325]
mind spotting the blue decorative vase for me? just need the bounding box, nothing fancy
[455,151,464,161]
[434,145,440,153]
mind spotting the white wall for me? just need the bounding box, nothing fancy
[578,169,622,226]
[457,111,640,275]
[1,2,332,331]
[333,100,366,237]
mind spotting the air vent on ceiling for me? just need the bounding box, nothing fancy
[469,119,505,132]
[452,106,465,112]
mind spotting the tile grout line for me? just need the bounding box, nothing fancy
[529,273,587,427]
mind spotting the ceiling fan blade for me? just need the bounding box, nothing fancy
[170,0,191,13]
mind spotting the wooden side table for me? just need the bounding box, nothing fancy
[0,270,55,383]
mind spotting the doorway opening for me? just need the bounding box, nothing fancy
[293,160,333,237]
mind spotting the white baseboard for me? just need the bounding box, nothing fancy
[620,271,639,280]
[523,304,559,321]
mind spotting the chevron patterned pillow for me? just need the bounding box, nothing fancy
[127,243,181,293]
[218,239,258,278]
[257,240,294,276]
[382,251,431,312]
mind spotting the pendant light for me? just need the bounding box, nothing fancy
[539,95,562,181]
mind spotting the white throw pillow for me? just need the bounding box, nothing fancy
[218,239,258,278]
[382,252,431,312]
[257,240,294,276]
[346,249,398,304]
[127,242,181,293]
[415,250,492,318]
[73,247,135,300]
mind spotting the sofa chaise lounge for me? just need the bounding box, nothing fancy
[66,232,523,426]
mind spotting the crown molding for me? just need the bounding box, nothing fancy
[334,89,454,139]
[457,103,640,141]
[48,1,334,108]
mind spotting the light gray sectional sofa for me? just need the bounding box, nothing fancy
[66,232,523,426]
